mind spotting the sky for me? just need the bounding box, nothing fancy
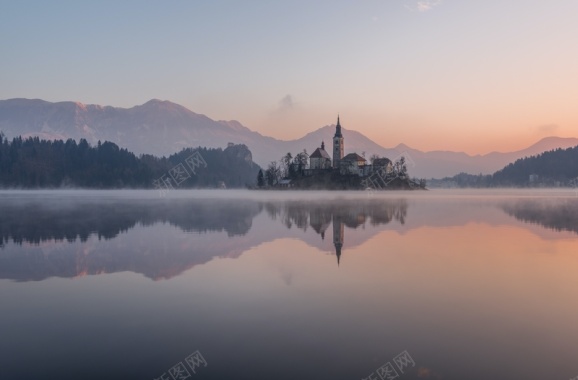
[1,0,578,154]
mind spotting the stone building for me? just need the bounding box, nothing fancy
[310,141,332,170]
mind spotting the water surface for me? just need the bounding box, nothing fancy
[1,190,577,380]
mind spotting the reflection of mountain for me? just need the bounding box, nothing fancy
[0,197,263,281]
[0,196,409,281]
[5,193,577,282]
[0,231,248,282]
[501,198,578,235]
[9,192,578,281]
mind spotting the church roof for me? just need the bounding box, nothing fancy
[342,153,366,162]
[310,147,331,159]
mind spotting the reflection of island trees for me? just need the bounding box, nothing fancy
[501,198,578,235]
[0,199,262,247]
[264,199,408,234]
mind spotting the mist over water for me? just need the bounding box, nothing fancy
[1,189,577,380]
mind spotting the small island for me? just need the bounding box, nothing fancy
[255,116,426,190]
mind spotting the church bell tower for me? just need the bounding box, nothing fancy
[333,115,344,168]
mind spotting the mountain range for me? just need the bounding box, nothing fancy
[1,98,577,178]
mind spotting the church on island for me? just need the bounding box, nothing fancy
[306,116,392,177]
[264,115,426,190]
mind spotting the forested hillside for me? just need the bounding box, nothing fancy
[492,146,578,186]
[0,133,259,188]
[433,145,578,187]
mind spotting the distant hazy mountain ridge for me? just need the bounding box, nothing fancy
[2,98,577,178]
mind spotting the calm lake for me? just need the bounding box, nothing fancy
[0,189,577,380]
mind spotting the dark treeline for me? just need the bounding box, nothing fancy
[0,134,260,188]
[492,146,578,186]
[434,145,578,187]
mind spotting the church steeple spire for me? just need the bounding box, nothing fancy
[334,115,342,138]
[332,115,344,168]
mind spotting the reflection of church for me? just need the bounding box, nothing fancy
[309,213,344,266]
[308,209,344,266]
[279,199,408,267]
[333,215,344,266]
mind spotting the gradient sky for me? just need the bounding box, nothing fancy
[1,1,578,154]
